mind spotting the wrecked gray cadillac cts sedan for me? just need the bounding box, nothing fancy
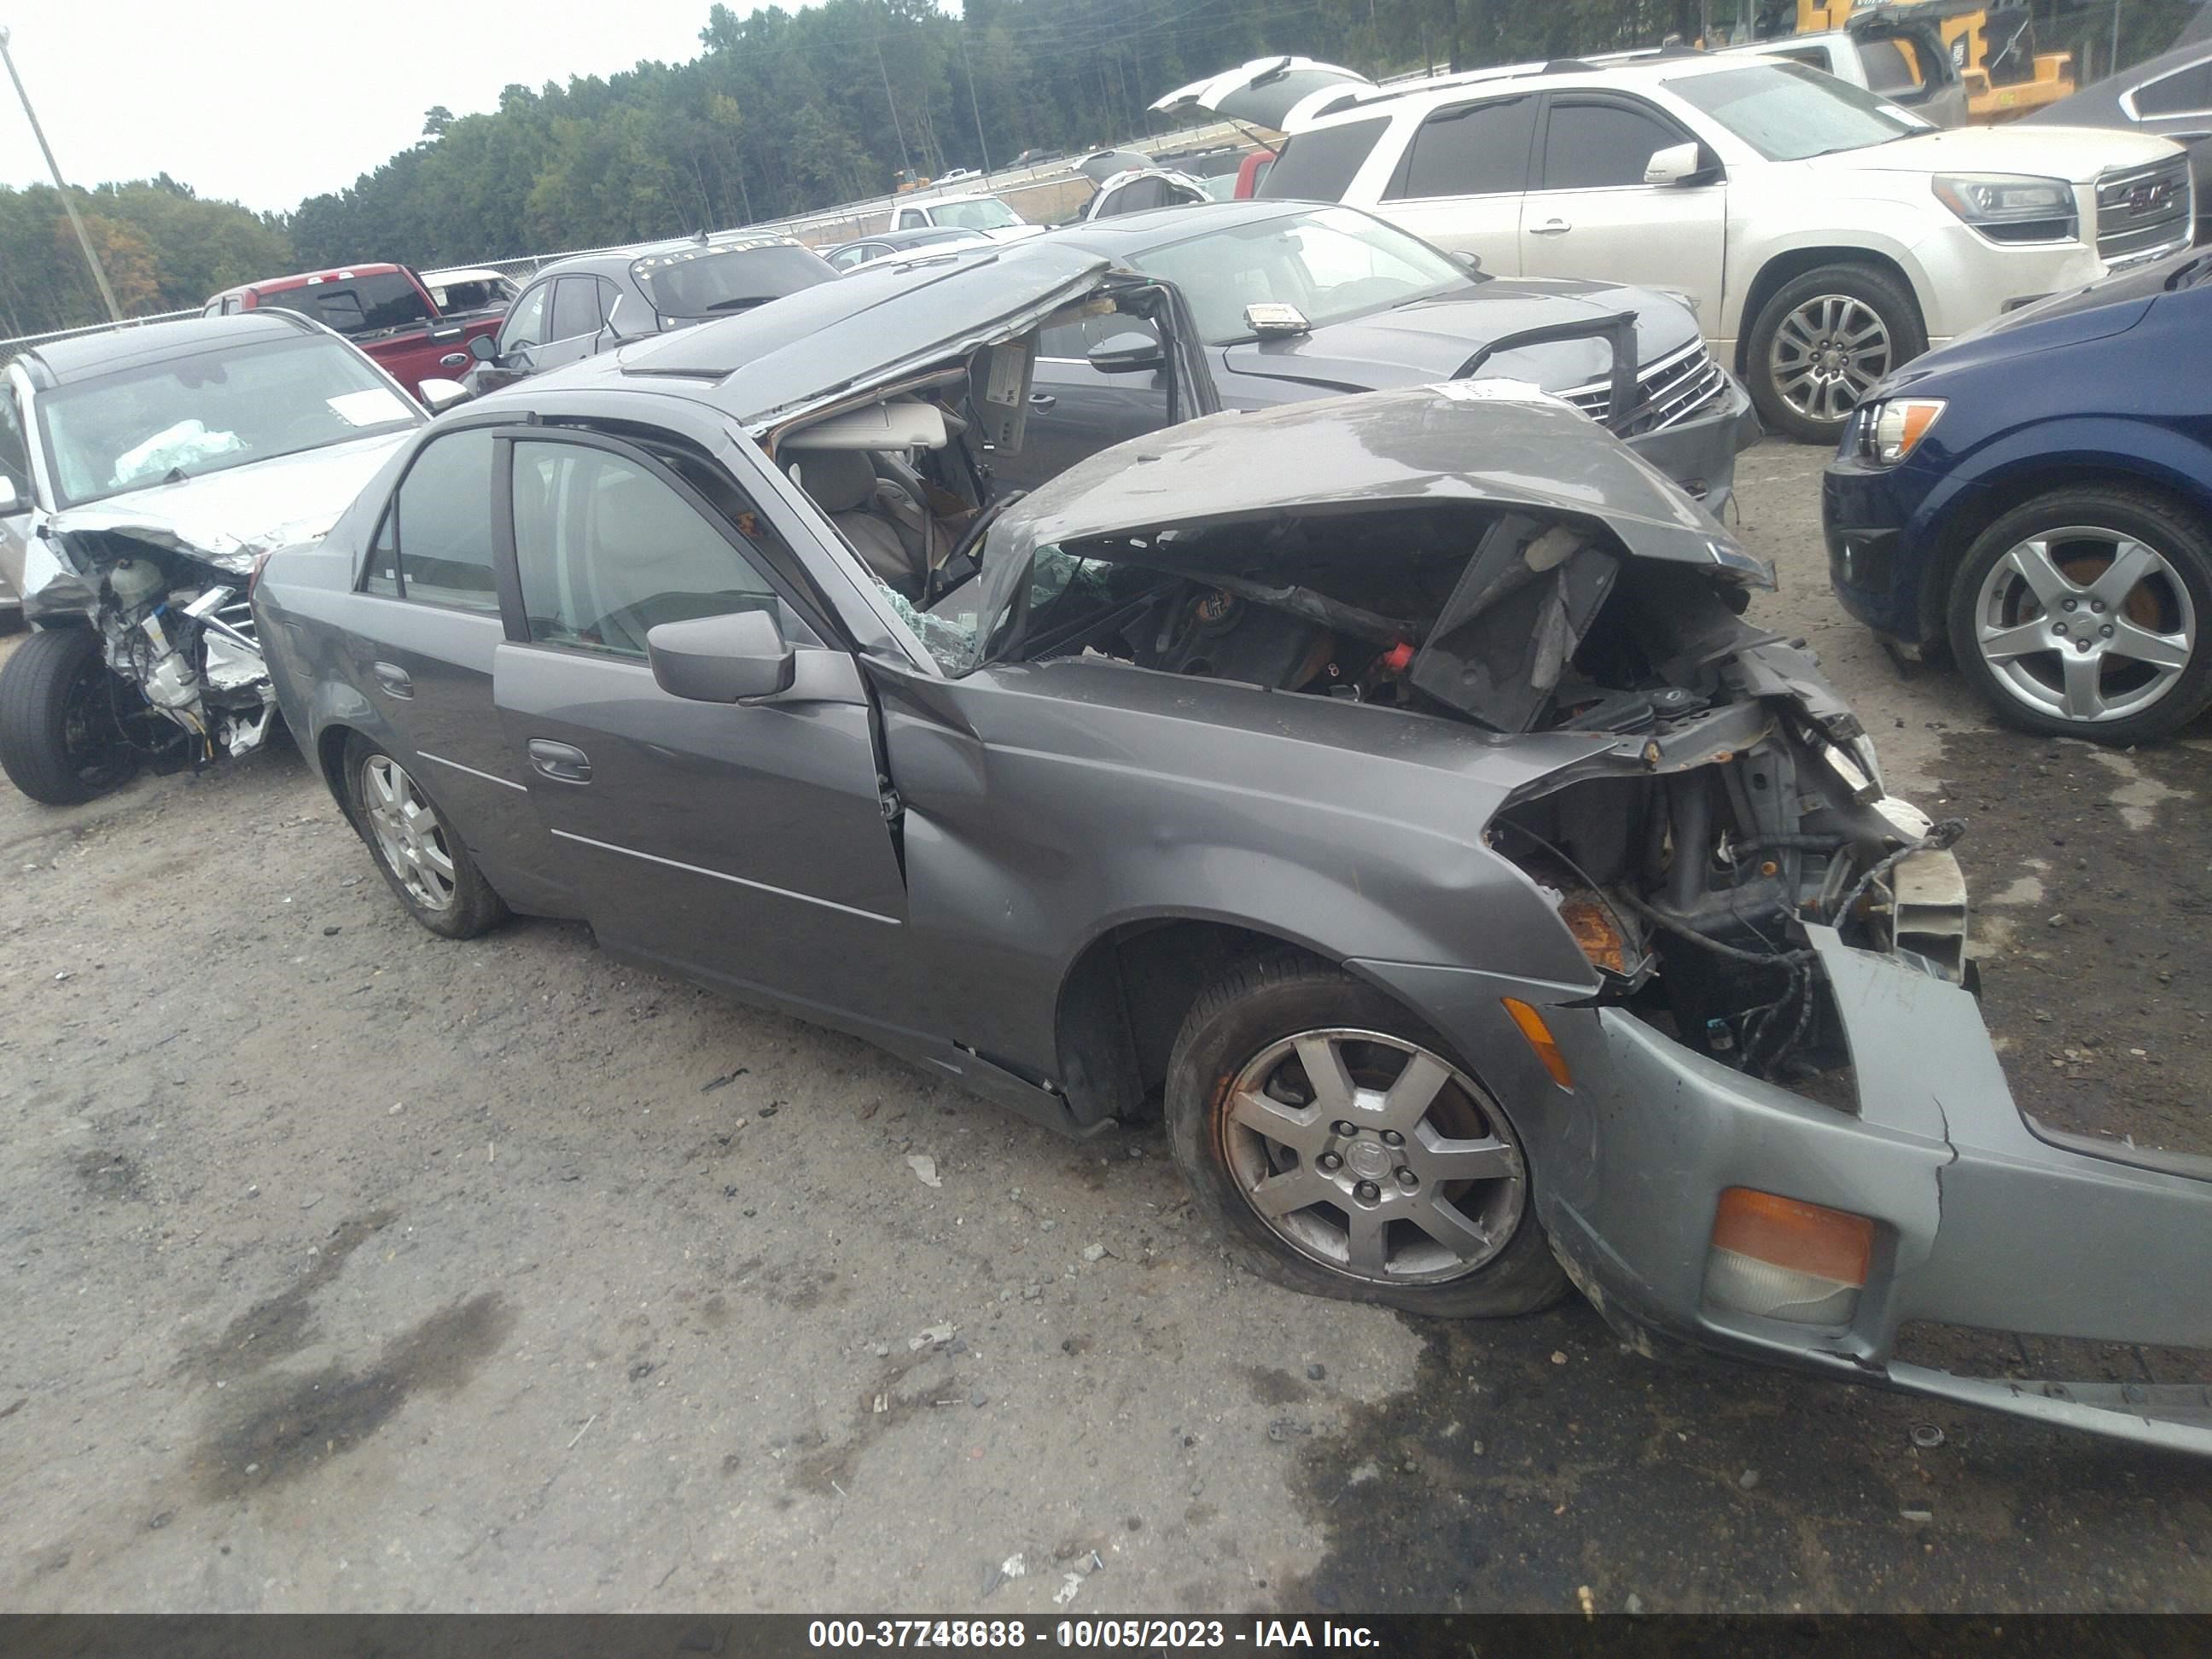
[256,242,2212,1453]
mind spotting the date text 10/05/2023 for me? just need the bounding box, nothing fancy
[806,1621,1383,1650]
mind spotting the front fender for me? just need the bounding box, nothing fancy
[1721,192,1941,339]
[1909,415,2212,638]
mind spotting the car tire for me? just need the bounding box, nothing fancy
[1163,950,1568,1318]
[1746,263,1925,445]
[1945,486,2212,744]
[342,733,507,939]
[0,626,140,806]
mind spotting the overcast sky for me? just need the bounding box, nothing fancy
[0,2,729,214]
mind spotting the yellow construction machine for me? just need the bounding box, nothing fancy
[1772,0,2076,120]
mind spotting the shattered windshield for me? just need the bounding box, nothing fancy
[1125,207,1473,344]
[891,544,1114,674]
[35,334,419,509]
[931,198,1024,231]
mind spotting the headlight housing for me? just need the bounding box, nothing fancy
[1848,397,1946,465]
[1931,172,2080,244]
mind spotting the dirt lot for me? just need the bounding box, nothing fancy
[2,442,2207,1614]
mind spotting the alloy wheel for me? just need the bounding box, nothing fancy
[1767,294,1892,425]
[1219,1027,1528,1285]
[1970,527,2196,725]
[360,754,459,911]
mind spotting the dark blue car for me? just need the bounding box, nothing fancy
[1823,248,2212,743]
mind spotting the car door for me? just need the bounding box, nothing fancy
[1370,94,1538,276]
[995,313,1171,490]
[489,427,914,1024]
[471,279,551,393]
[1518,92,1726,316]
[349,426,553,902]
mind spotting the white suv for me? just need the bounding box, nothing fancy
[1173,55,2192,440]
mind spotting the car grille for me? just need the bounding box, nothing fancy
[1554,338,1729,439]
[2093,155,2192,266]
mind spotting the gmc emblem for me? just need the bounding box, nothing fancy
[2122,180,2176,212]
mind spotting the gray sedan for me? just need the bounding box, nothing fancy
[998,201,1760,515]
[255,241,2212,1455]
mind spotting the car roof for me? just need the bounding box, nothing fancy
[210,263,405,300]
[1051,197,1329,254]
[14,311,318,388]
[1293,49,1752,127]
[524,234,811,286]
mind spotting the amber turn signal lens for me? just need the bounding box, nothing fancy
[1705,1188,1875,1325]
[1501,998,1573,1091]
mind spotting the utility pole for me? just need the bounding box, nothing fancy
[0,24,123,323]
[876,38,914,178]
[959,31,992,175]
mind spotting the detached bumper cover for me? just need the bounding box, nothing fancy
[1364,927,2212,1453]
[1625,374,1760,519]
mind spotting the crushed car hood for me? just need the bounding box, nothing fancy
[609,242,1114,437]
[44,431,416,578]
[1222,282,1705,393]
[970,383,1766,672]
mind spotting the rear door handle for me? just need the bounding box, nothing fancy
[371,661,413,699]
[1531,218,1572,236]
[527,739,592,783]
[1028,393,1057,408]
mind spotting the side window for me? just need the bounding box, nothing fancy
[366,429,500,611]
[549,276,604,342]
[895,207,923,230]
[0,382,28,487]
[500,282,550,352]
[511,440,781,659]
[2134,59,2212,117]
[1255,115,1390,201]
[1540,99,1689,190]
[1384,96,1536,201]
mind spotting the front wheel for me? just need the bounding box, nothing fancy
[1746,263,1925,445]
[0,627,141,805]
[1946,486,2212,743]
[1164,952,1567,1318]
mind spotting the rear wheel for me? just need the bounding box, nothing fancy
[1946,486,2212,743]
[0,627,140,805]
[344,735,506,938]
[1164,952,1566,1318]
[1747,263,1924,445]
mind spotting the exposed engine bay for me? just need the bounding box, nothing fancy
[915,489,1970,1102]
[53,534,275,769]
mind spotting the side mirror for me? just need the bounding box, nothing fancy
[0,475,22,516]
[1644,142,1705,186]
[1086,331,1167,373]
[1452,249,1485,273]
[646,608,795,703]
[417,377,473,414]
[467,333,500,362]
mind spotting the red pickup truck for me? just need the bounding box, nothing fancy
[201,264,504,396]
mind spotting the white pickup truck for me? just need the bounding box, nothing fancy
[1161,54,2192,439]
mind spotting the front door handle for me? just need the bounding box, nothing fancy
[371,661,413,699]
[1530,218,1572,236]
[527,739,592,783]
[1028,393,1057,409]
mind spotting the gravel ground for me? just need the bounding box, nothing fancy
[1,441,2206,1614]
